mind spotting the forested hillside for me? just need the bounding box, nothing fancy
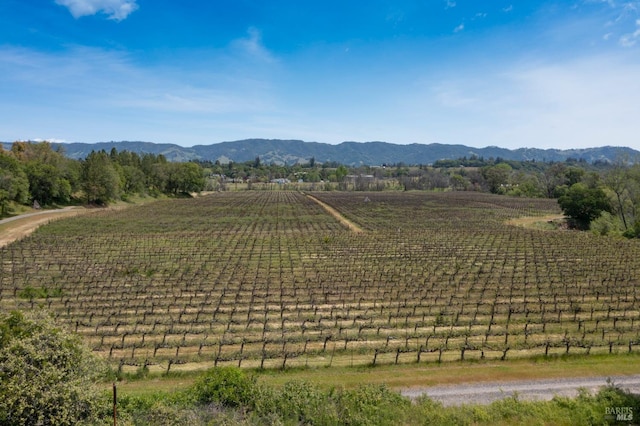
[3,139,638,166]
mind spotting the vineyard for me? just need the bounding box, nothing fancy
[1,191,640,373]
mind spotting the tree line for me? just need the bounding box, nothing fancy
[1,141,205,214]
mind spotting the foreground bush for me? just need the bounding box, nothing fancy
[0,310,105,425]
[190,366,256,408]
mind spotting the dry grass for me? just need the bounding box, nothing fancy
[506,214,566,230]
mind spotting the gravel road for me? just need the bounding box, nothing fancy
[0,206,78,225]
[400,375,640,406]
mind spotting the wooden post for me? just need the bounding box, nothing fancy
[112,382,117,426]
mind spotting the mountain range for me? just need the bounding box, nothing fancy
[2,139,638,166]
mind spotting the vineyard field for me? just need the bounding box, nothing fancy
[1,191,639,373]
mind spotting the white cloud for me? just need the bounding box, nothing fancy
[55,0,138,21]
[32,138,68,143]
[231,27,276,63]
[402,52,640,149]
[619,18,640,46]
[485,55,640,148]
[445,1,456,9]
[453,23,465,33]
[0,44,282,143]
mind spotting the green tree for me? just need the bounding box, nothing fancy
[450,174,468,191]
[25,162,72,205]
[120,164,147,194]
[602,157,640,232]
[335,165,348,182]
[82,150,121,204]
[565,166,586,187]
[0,151,30,215]
[558,183,612,230]
[540,163,567,198]
[483,163,512,194]
[164,162,205,194]
[10,141,78,206]
[0,311,105,425]
[510,172,544,197]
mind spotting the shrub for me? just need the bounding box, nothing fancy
[337,384,411,426]
[269,380,340,425]
[0,310,105,425]
[188,366,255,408]
[590,211,625,237]
[623,220,640,239]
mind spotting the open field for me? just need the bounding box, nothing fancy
[1,191,639,375]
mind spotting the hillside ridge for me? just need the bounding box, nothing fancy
[2,139,637,165]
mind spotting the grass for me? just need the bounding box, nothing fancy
[506,214,566,230]
[111,352,640,398]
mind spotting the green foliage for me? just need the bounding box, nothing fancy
[558,183,612,229]
[483,163,513,194]
[25,158,72,205]
[590,211,625,237]
[623,220,640,238]
[337,384,411,426]
[116,391,236,426]
[82,150,122,204]
[565,166,586,186]
[407,384,640,426]
[594,379,640,422]
[0,310,105,425]
[185,370,409,425]
[120,165,147,194]
[0,150,30,215]
[1,141,208,211]
[258,380,341,425]
[17,285,63,300]
[115,374,640,425]
[335,165,348,182]
[189,366,255,408]
[164,162,206,194]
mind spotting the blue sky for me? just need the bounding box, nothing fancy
[1,1,640,150]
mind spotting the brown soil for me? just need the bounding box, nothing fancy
[0,208,87,247]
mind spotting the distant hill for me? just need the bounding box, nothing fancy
[2,139,638,166]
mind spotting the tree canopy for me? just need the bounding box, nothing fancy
[558,183,612,230]
[0,142,209,216]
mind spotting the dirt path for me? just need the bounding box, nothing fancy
[506,214,565,229]
[0,207,87,247]
[401,374,640,406]
[304,193,364,233]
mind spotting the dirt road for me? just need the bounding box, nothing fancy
[304,193,364,233]
[400,374,640,406]
[0,207,85,247]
